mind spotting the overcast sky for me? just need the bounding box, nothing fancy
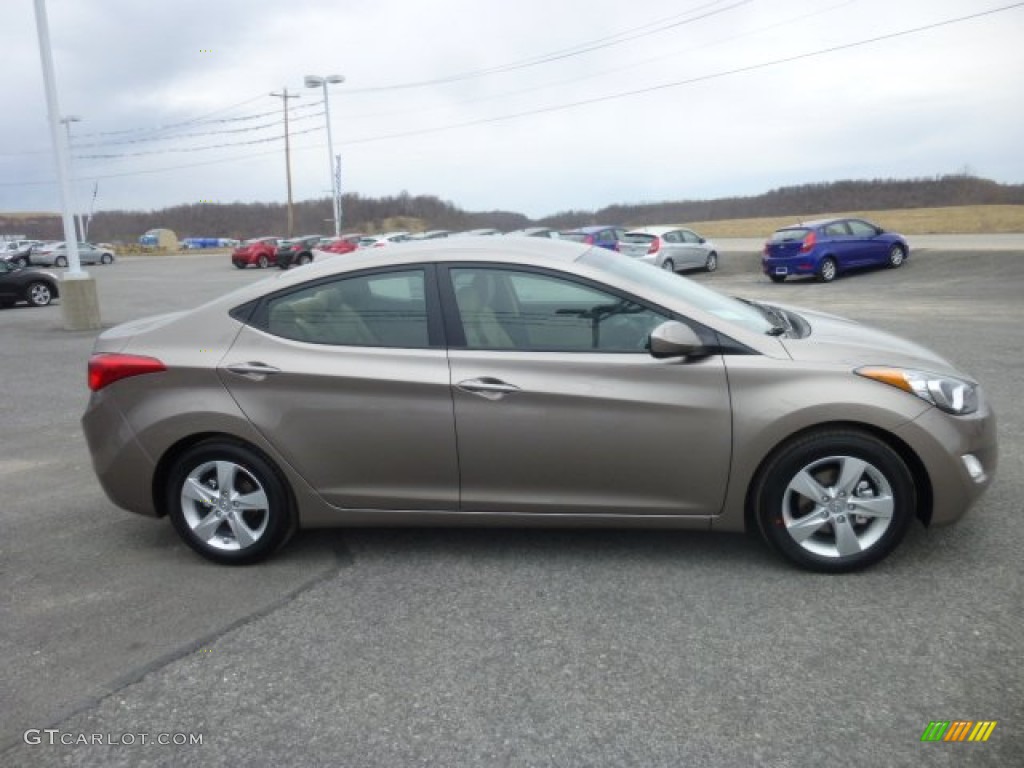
[3,0,1023,221]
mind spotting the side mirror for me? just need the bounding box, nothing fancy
[649,321,705,359]
[698,237,706,244]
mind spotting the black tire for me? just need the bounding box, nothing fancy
[233,262,246,270]
[817,256,837,283]
[769,274,786,283]
[705,252,718,272]
[258,255,269,269]
[661,258,676,273]
[55,255,68,268]
[753,429,915,573]
[887,244,905,268]
[166,439,296,565]
[25,281,54,307]
[100,253,113,265]
[14,256,28,268]
[297,253,312,266]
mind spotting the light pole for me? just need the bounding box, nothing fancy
[33,0,100,330]
[60,115,85,241]
[304,74,345,237]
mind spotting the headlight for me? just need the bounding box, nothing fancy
[856,367,978,415]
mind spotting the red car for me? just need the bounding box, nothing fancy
[232,237,280,269]
[318,233,363,256]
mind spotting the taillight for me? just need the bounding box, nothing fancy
[88,353,167,392]
[800,231,817,253]
[648,238,661,255]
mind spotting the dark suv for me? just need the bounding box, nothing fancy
[275,235,323,269]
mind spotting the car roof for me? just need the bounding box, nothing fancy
[565,225,620,234]
[624,226,687,236]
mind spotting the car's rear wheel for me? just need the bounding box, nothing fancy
[166,440,295,565]
[297,253,312,266]
[754,429,915,572]
[14,256,28,268]
[661,258,676,273]
[705,252,718,272]
[100,253,113,265]
[55,255,68,268]
[258,255,269,269]
[233,262,245,270]
[25,281,54,307]
[769,274,786,283]
[888,245,905,268]
[818,257,837,283]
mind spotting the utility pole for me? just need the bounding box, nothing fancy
[270,87,299,237]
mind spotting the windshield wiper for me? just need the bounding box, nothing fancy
[738,298,792,337]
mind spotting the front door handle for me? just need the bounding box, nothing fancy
[225,362,282,379]
[456,377,521,400]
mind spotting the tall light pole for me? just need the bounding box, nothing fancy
[60,115,85,242]
[304,74,345,237]
[33,0,100,330]
[270,87,299,237]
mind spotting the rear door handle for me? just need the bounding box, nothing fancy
[456,377,521,400]
[225,362,282,379]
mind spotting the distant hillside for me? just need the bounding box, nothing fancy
[3,175,1022,242]
[538,175,1024,229]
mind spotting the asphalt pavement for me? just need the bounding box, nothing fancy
[1,244,1021,766]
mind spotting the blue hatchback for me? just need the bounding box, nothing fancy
[762,218,909,283]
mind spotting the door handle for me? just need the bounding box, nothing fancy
[225,362,282,379]
[456,377,521,400]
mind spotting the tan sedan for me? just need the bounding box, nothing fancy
[82,238,996,571]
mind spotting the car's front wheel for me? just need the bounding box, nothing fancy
[14,256,29,268]
[297,253,312,266]
[258,255,269,269]
[661,258,676,273]
[705,252,718,272]
[55,255,68,268]
[888,245,906,268]
[166,440,296,565]
[100,253,113,265]
[818,256,837,283]
[753,429,915,572]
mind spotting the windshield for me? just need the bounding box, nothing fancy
[579,247,774,334]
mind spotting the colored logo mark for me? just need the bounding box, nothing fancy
[920,720,997,742]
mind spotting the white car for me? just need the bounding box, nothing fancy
[618,226,718,273]
[357,232,410,248]
[31,241,116,267]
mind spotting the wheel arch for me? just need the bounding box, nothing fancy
[742,419,934,531]
[152,432,299,523]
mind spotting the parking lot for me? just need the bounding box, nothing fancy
[2,245,1022,766]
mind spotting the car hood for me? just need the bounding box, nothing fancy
[777,305,968,378]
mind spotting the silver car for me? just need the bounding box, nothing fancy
[82,238,996,571]
[618,226,718,273]
[32,241,115,267]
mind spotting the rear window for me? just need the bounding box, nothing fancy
[621,233,656,245]
[559,232,588,243]
[770,228,809,243]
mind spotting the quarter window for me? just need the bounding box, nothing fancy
[450,268,669,352]
[263,269,429,347]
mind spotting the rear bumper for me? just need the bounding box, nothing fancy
[762,255,819,276]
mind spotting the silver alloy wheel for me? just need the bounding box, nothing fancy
[661,258,675,272]
[888,245,904,267]
[298,253,311,265]
[258,255,269,268]
[705,252,718,272]
[55,255,67,268]
[820,258,837,282]
[100,253,113,265]
[27,282,52,306]
[180,460,270,552]
[780,454,895,559]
